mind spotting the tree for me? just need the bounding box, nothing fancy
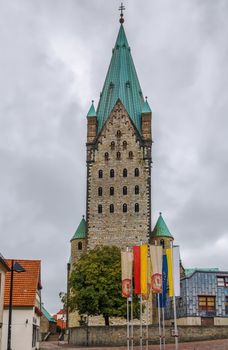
[69,245,139,326]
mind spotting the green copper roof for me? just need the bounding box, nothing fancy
[42,305,56,323]
[152,213,173,239]
[71,216,86,241]
[185,268,219,278]
[96,24,145,133]
[87,101,96,117]
[142,100,152,113]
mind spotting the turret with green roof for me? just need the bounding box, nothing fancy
[151,213,174,249]
[70,216,87,269]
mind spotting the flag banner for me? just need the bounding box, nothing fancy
[140,244,148,297]
[121,251,133,298]
[133,246,141,295]
[157,254,168,308]
[166,248,174,297]
[150,245,163,293]
[173,246,180,297]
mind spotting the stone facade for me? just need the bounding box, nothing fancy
[86,100,152,250]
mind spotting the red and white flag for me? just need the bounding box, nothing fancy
[150,245,163,293]
[121,251,133,298]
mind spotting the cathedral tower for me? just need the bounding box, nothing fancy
[86,15,152,250]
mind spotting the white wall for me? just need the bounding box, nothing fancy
[0,268,6,350]
[2,307,40,350]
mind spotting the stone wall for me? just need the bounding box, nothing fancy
[69,324,228,346]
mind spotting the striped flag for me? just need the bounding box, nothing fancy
[121,251,133,298]
[133,246,141,295]
[140,245,148,297]
[158,254,168,308]
[173,246,180,297]
[150,245,163,293]
[166,248,173,297]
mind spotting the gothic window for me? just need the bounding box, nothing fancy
[160,239,165,248]
[98,170,103,178]
[135,168,139,177]
[135,203,139,212]
[111,141,115,150]
[123,141,127,149]
[110,169,115,178]
[123,168,127,177]
[123,203,127,213]
[110,187,114,196]
[116,151,121,160]
[98,187,102,196]
[129,151,133,159]
[135,185,139,195]
[110,204,114,213]
[78,241,82,250]
[98,204,102,213]
[104,152,109,161]
[116,130,122,138]
[123,186,127,195]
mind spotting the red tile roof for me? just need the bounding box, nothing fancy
[4,259,41,307]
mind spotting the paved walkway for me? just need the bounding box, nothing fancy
[40,339,228,350]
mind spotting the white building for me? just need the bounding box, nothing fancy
[0,254,10,350]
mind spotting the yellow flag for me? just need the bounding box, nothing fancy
[140,245,148,296]
[166,248,173,297]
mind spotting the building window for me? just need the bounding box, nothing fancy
[198,296,216,311]
[98,170,103,178]
[116,151,121,160]
[135,168,139,177]
[217,276,228,287]
[123,141,127,149]
[160,239,165,248]
[135,185,139,194]
[110,169,115,178]
[129,151,133,159]
[98,205,102,214]
[123,186,127,195]
[117,130,122,138]
[110,187,114,196]
[104,152,109,161]
[32,325,37,347]
[111,141,115,150]
[78,241,82,250]
[98,187,102,196]
[225,297,228,315]
[123,168,128,177]
[110,204,114,213]
[135,203,139,212]
[123,203,127,213]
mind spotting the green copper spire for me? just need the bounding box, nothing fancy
[71,216,86,241]
[96,24,145,133]
[142,98,152,113]
[152,213,173,239]
[87,100,96,117]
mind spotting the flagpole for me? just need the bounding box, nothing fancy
[171,242,178,350]
[162,307,166,350]
[131,268,134,350]
[127,296,130,350]
[157,294,162,350]
[140,294,143,350]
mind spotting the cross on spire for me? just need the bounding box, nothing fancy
[118,3,125,24]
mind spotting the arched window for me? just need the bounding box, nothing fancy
[135,168,139,177]
[104,152,109,161]
[123,141,127,149]
[129,151,133,159]
[135,185,139,195]
[111,141,115,150]
[98,170,103,178]
[110,169,115,178]
[110,204,114,213]
[160,239,165,248]
[117,130,122,138]
[98,187,102,196]
[116,151,121,160]
[135,203,139,212]
[98,204,102,213]
[123,203,127,213]
[123,186,127,195]
[110,187,114,196]
[123,168,128,177]
[78,241,82,250]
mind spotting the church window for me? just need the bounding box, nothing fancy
[104,152,109,161]
[117,130,122,138]
[160,239,165,248]
[78,241,82,250]
[110,204,114,213]
[129,151,133,159]
[98,205,102,213]
[135,203,139,212]
[110,169,115,178]
[110,187,114,196]
[135,185,139,194]
[123,186,127,195]
[123,203,127,213]
[123,141,127,149]
[111,141,115,150]
[98,170,103,178]
[123,168,127,177]
[116,151,121,160]
[98,187,102,196]
[135,168,139,177]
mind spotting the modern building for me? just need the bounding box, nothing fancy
[2,259,42,350]
[0,254,10,349]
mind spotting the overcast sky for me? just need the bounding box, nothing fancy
[1,0,228,314]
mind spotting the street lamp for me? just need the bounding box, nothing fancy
[7,260,26,350]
